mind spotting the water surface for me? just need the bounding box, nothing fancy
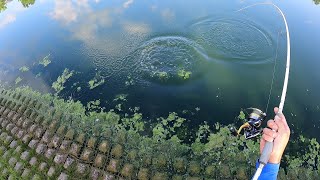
[1,0,320,139]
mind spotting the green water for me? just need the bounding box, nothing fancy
[0,0,320,139]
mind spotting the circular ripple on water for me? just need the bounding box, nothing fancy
[132,36,209,85]
[189,15,275,64]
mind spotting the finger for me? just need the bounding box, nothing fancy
[274,116,286,132]
[267,120,278,131]
[274,107,288,127]
[262,133,274,142]
[263,128,278,138]
[273,107,286,131]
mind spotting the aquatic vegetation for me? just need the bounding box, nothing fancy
[153,71,169,81]
[115,103,122,111]
[128,106,140,113]
[113,94,128,102]
[0,87,319,179]
[15,77,22,84]
[177,69,192,80]
[35,73,41,78]
[52,68,74,94]
[39,54,51,67]
[88,73,105,90]
[122,113,145,133]
[86,99,102,111]
[238,110,246,121]
[195,121,210,142]
[19,66,29,72]
[152,112,186,142]
[125,76,135,86]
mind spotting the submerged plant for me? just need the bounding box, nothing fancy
[152,112,187,142]
[125,76,135,86]
[177,69,192,80]
[88,72,105,89]
[113,94,128,102]
[87,99,102,111]
[19,66,29,72]
[39,54,51,67]
[122,113,145,132]
[52,68,74,94]
[153,71,169,81]
[238,110,246,121]
[15,77,22,84]
[0,86,319,179]
[35,73,41,78]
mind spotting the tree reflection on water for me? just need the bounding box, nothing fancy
[0,0,35,12]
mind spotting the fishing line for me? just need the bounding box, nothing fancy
[265,31,281,115]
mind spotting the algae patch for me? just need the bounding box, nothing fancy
[153,71,169,81]
[177,69,192,80]
[19,66,29,72]
[88,72,105,89]
[15,77,22,84]
[39,54,51,67]
[52,68,74,94]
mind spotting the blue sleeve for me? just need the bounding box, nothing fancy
[255,160,280,180]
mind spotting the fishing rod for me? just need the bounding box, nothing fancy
[230,3,291,180]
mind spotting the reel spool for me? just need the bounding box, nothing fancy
[230,108,266,139]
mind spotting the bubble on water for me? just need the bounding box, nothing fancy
[189,14,275,64]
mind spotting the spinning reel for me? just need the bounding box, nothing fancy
[230,108,266,139]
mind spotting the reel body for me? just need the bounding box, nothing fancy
[231,108,266,139]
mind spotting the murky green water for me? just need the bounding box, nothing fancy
[1,0,320,139]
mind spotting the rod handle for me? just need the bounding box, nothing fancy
[259,141,273,164]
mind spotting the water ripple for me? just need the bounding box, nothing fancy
[189,14,276,64]
[132,36,209,85]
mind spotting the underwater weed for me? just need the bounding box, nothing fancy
[52,68,74,94]
[19,66,29,72]
[88,72,105,90]
[39,54,51,67]
[177,69,192,80]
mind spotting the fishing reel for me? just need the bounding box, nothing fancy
[230,108,266,139]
